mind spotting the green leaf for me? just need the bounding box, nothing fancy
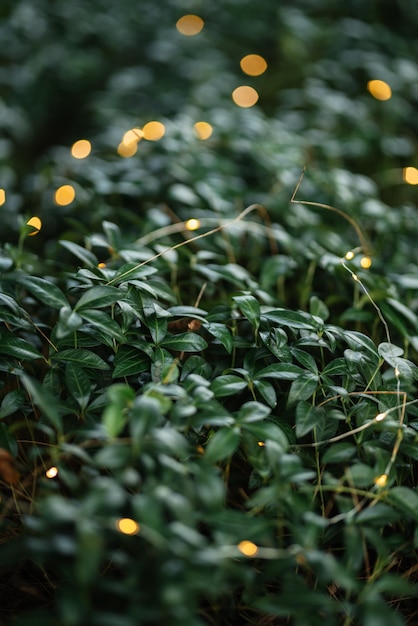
[322,358,348,376]
[295,401,324,438]
[102,384,136,438]
[244,421,288,450]
[79,309,125,343]
[309,295,329,321]
[57,306,83,338]
[210,375,247,398]
[74,286,122,311]
[204,427,241,463]
[322,442,356,464]
[233,294,260,330]
[52,349,109,370]
[161,332,208,352]
[0,389,26,419]
[0,335,44,361]
[236,401,271,423]
[65,363,91,407]
[59,240,99,268]
[20,374,65,432]
[16,276,69,309]
[386,486,418,522]
[287,372,319,405]
[291,348,318,373]
[205,322,233,353]
[263,308,315,330]
[256,362,304,380]
[253,379,277,407]
[112,346,150,378]
[378,342,404,366]
[109,262,157,284]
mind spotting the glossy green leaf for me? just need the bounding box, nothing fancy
[205,322,233,353]
[59,240,99,268]
[236,401,270,424]
[256,362,304,380]
[295,401,324,438]
[233,294,260,330]
[52,349,109,370]
[74,286,122,311]
[263,308,315,330]
[17,275,69,309]
[65,363,91,407]
[204,427,241,463]
[0,389,26,419]
[322,442,356,464]
[112,346,150,378]
[210,375,247,398]
[161,332,208,352]
[378,342,404,366]
[287,372,319,405]
[386,486,418,522]
[0,335,44,361]
[20,374,66,432]
[79,308,125,343]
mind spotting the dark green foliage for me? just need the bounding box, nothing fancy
[1,1,418,625]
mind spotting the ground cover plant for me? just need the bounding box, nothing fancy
[1,1,418,625]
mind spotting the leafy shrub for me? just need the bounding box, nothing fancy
[1,1,418,625]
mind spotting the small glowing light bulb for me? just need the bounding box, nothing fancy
[26,216,42,236]
[345,251,355,261]
[257,441,265,447]
[46,466,58,479]
[185,218,201,231]
[360,256,372,269]
[237,540,259,557]
[375,412,387,422]
[116,518,140,535]
[374,473,388,487]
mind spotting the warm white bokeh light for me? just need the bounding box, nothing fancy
[54,185,76,206]
[176,14,204,36]
[232,86,259,108]
[116,518,140,535]
[194,121,213,140]
[240,54,267,76]
[71,139,92,159]
[142,121,166,141]
[367,79,392,101]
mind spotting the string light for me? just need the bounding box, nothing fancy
[98,262,107,269]
[117,141,138,158]
[142,121,166,141]
[360,256,372,269]
[26,216,42,236]
[374,473,388,487]
[123,129,144,145]
[176,14,204,36]
[240,54,267,76]
[46,466,58,479]
[194,121,213,140]
[54,185,76,206]
[375,412,387,422]
[232,86,259,108]
[116,518,140,535]
[237,540,259,557]
[345,250,355,260]
[71,139,91,159]
[257,441,265,447]
[185,218,201,231]
[0,189,5,205]
[367,79,392,101]
[403,166,418,185]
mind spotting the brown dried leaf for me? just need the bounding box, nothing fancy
[0,448,20,485]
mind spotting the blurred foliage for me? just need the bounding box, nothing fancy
[1,0,418,624]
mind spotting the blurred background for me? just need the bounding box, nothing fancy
[1,0,417,265]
